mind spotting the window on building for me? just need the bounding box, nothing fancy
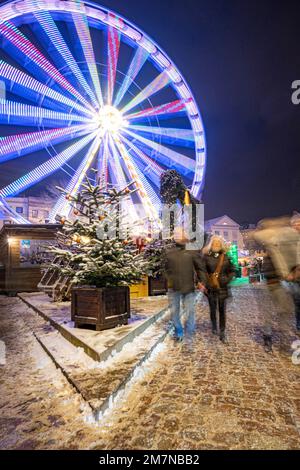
[16,207,23,214]
[32,210,38,218]
[215,230,220,235]
[43,210,49,219]
[223,231,229,238]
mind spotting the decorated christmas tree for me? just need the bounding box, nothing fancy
[50,176,148,288]
[160,169,200,206]
[160,169,201,239]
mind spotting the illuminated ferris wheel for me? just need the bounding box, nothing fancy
[0,0,206,225]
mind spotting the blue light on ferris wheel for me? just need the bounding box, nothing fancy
[0,0,207,225]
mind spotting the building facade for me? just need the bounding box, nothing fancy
[205,215,244,250]
[0,197,54,229]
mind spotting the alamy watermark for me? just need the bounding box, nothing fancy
[291,339,300,365]
[96,203,205,250]
[291,81,300,105]
[0,340,6,366]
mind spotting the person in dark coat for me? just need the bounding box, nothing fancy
[288,215,300,333]
[261,252,280,352]
[201,236,235,343]
[165,228,204,341]
[287,264,300,334]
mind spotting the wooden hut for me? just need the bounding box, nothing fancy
[0,224,59,295]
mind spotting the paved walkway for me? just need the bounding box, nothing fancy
[1,287,300,450]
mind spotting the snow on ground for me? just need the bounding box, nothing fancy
[1,287,300,450]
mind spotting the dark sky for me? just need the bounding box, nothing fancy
[97,0,300,223]
[1,0,300,223]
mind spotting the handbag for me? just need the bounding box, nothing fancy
[208,253,225,289]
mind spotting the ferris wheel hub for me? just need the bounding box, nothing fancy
[0,0,206,225]
[95,105,128,135]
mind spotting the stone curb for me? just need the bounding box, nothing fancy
[93,323,172,421]
[18,293,168,362]
[32,314,172,422]
[32,330,93,414]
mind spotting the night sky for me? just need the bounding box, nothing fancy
[98,0,300,223]
[1,0,300,224]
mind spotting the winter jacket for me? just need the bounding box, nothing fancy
[262,255,279,284]
[255,226,300,279]
[165,245,204,294]
[202,252,235,300]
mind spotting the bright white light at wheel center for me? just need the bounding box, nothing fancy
[95,105,127,134]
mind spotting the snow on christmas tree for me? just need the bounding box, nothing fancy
[160,170,201,237]
[51,176,148,288]
[160,169,200,206]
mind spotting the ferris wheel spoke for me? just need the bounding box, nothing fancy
[107,19,121,105]
[119,134,163,188]
[120,71,171,115]
[127,124,199,148]
[122,128,196,175]
[119,135,161,207]
[0,0,207,221]
[124,99,186,121]
[98,133,110,189]
[113,135,159,222]
[0,132,97,198]
[0,124,91,164]
[71,7,104,107]
[0,20,94,112]
[108,135,139,221]
[108,135,129,189]
[0,99,91,127]
[50,135,102,220]
[114,47,149,107]
[0,61,94,117]
[32,8,99,108]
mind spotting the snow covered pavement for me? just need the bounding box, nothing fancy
[1,288,300,450]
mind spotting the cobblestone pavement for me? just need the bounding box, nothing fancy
[1,287,300,450]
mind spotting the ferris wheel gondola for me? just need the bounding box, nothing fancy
[0,0,206,226]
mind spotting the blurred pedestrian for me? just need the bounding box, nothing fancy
[288,214,300,333]
[287,265,300,334]
[261,252,282,352]
[165,228,204,341]
[201,236,235,344]
[255,216,298,352]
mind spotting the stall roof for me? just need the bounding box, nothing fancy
[0,224,60,240]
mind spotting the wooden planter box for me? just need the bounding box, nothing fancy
[71,286,130,331]
[148,275,168,296]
